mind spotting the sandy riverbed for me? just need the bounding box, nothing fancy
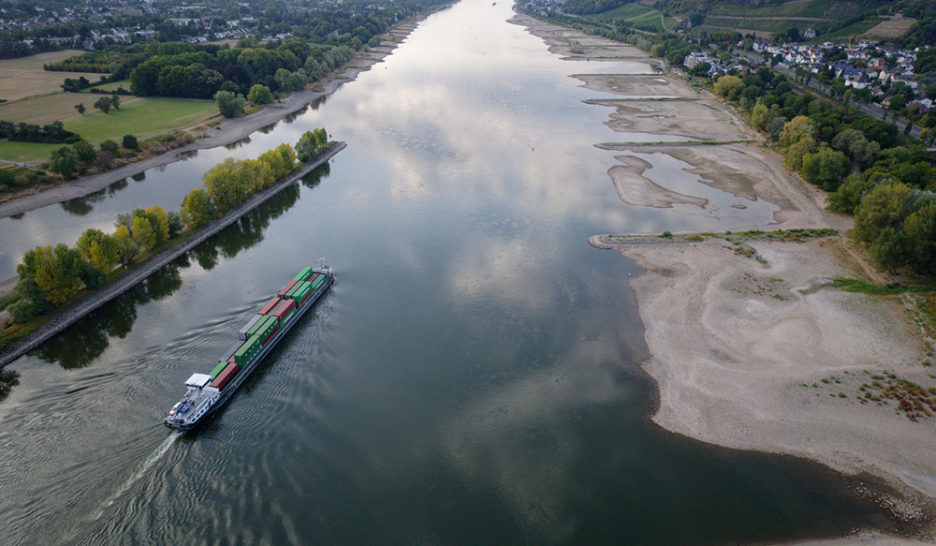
[519,11,936,536]
[0,22,424,219]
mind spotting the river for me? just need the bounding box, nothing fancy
[0,1,912,543]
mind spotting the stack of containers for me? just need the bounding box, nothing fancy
[290,282,313,304]
[233,335,262,365]
[277,280,297,297]
[250,315,280,346]
[238,315,262,341]
[210,362,239,389]
[258,296,281,315]
[271,298,297,323]
[209,361,228,378]
[309,274,326,293]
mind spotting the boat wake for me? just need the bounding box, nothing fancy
[90,431,182,521]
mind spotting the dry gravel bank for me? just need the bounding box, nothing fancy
[519,11,936,536]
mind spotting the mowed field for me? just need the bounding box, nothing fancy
[0,94,217,162]
[0,50,105,101]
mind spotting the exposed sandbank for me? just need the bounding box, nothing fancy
[586,98,757,142]
[519,11,936,535]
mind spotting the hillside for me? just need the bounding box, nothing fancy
[566,0,912,42]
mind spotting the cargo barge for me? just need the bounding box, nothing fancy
[165,261,334,430]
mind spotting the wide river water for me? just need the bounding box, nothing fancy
[0,1,913,543]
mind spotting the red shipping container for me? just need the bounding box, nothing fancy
[277,280,297,297]
[308,273,320,283]
[259,296,281,315]
[210,362,239,390]
[271,298,297,321]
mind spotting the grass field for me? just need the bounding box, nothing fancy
[0,50,107,101]
[0,141,60,163]
[62,98,217,144]
[0,96,218,162]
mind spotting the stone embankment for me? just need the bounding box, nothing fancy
[0,142,346,368]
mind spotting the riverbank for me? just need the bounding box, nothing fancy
[517,11,936,534]
[0,21,420,219]
[0,142,345,368]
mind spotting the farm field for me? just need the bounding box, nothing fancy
[862,14,916,39]
[0,50,106,101]
[708,0,858,18]
[591,3,654,22]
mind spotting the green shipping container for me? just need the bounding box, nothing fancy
[209,361,228,378]
[310,275,326,290]
[293,267,314,281]
[296,284,313,301]
[285,281,309,298]
[233,335,262,365]
[247,315,275,336]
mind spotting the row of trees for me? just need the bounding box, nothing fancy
[0,120,77,144]
[711,70,936,275]
[9,130,328,323]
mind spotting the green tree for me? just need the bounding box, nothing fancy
[868,227,907,271]
[247,84,274,105]
[30,244,85,304]
[113,224,139,265]
[779,116,814,149]
[713,75,743,100]
[122,134,139,150]
[214,90,246,118]
[100,139,120,155]
[132,215,157,249]
[902,202,936,274]
[167,210,183,238]
[94,95,112,114]
[853,183,914,243]
[50,146,79,179]
[76,228,119,274]
[295,128,328,163]
[784,134,816,171]
[831,128,880,167]
[74,103,86,115]
[181,188,215,228]
[801,146,851,191]
[72,140,96,165]
[750,102,769,131]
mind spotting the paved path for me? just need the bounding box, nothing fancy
[0,142,346,369]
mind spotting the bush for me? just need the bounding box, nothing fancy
[122,134,139,150]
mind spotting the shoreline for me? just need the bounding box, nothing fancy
[517,11,936,537]
[0,142,346,369]
[0,20,423,219]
